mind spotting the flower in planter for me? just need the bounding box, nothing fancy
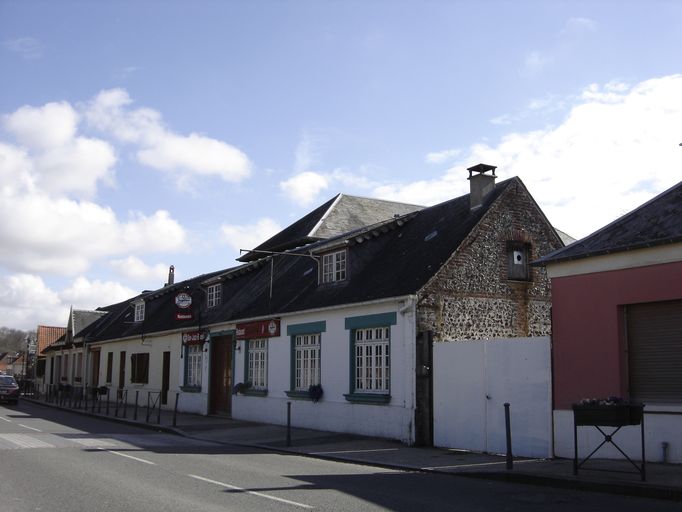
[233,382,252,395]
[308,384,323,403]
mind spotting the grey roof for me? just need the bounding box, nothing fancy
[71,309,108,339]
[537,180,682,265]
[238,194,423,262]
[312,194,424,239]
[554,228,577,246]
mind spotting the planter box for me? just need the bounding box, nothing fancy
[572,404,643,427]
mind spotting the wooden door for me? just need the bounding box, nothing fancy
[90,349,101,387]
[118,351,126,391]
[209,335,233,415]
[161,351,170,405]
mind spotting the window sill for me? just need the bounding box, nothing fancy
[241,388,267,397]
[181,386,202,393]
[344,393,391,405]
[285,390,313,401]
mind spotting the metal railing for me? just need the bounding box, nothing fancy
[36,383,182,427]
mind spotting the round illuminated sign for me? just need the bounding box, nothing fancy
[175,292,192,309]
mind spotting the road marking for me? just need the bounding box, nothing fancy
[310,448,399,455]
[0,433,53,449]
[73,437,117,448]
[188,474,313,509]
[104,449,156,465]
[18,424,42,432]
[0,416,11,422]
[420,459,543,471]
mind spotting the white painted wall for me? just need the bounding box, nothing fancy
[433,337,552,458]
[89,333,183,409]
[231,299,417,443]
[554,407,682,463]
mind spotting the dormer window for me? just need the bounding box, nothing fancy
[207,283,222,308]
[321,250,347,283]
[134,301,145,322]
[507,241,530,281]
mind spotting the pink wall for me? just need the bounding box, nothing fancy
[552,260,682,409]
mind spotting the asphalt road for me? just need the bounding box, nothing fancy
[0,401,678,512]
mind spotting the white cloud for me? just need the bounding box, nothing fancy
[561,17,597,37]
[4,102,78,150]
[2,101,116,198]
[280,171,330,205]
[60,276,137,308]
[110,256,169,283]
[220,218,282,255]
[84,88,251,186]
[3,37,43,59]
[426,148,462,165]
[0,273,138,330]
[384,75,682,239]
[0,274,64,330]
[294,131,320,173]
[0,192,186,275]
[522,50,551,76]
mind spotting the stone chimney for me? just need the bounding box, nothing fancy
[166,265,175,287]
[467,163,497,210]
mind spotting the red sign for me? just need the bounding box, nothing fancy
[236,319,280,340]
[175,312,193,321]
[182,330,208,345]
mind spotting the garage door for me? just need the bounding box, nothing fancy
[627,299,682,404]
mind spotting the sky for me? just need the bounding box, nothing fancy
[1,0,681,330]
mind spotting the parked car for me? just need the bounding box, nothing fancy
[0,375,20,405]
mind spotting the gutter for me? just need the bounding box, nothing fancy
[86,294,416,346]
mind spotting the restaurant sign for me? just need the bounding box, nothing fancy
[236,319,280,340]
[182,330,208,345]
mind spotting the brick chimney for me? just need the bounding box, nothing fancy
[467,163,497,210]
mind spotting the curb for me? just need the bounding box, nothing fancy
[20,398,682,502]
[460,471,682,502]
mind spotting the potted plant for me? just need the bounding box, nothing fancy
[572,397,644,426]
[233,382,252,395]
[308,384,323,403]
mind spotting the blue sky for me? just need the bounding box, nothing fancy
[1,1,681,329]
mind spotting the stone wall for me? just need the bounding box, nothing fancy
[417,179,562,341]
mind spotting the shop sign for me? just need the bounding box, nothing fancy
[182,330,208,345]
[175,312,193,321]
[175,292,193,309]
[236,319,280,340]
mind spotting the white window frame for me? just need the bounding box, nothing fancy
[207,283,222,308]
[321,250,347,283]
[294,333,321,391]
[186,344,202,388]
[248,339,268,390]
[134,301,145,322]
[354,326,390,394]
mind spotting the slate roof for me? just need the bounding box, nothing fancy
[36,325,67,355]
[71,309,108,338]
[85,178,525,343]
[238,194,423,262]
[537,180,682,265]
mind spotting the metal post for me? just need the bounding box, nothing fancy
[504,403,513,470]
[146,392,151,423]
[286,401,292,447]
[122,390,127,419]
[573,411,578,475]
[106,388,110,415]
[157,393,162,424]
[173,392,179,427]
[134,390,139,421]
[641,410,646,482]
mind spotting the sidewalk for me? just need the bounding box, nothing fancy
[24,396,682,502]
